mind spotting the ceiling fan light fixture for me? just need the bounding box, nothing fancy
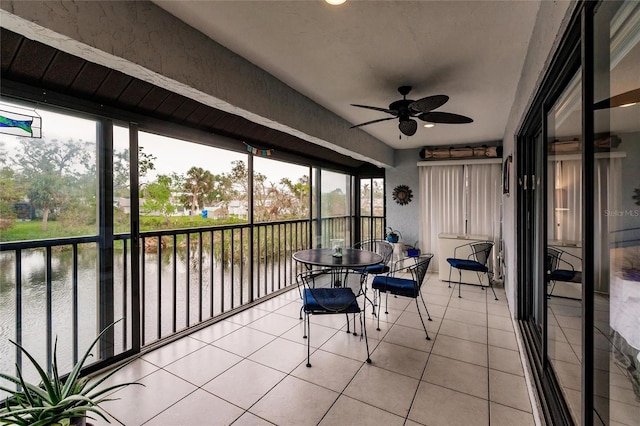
[325,0,346,5]
[399,118,417,136]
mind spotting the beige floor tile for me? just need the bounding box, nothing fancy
[212,326,276,357]
[226,308,270,326]
[423,293,452,307]
[489,402,535,426]
[547,325,569,343]
[319,395,405,426]
[408,381,489,426]
[431,334,488,367]
[344,364,420,417]
[488,346,524,376]
[250,375,339,426]
[102,369,197,425]
[281,320,339,349]
[487,303,511,318]
[145,388,244,425]
[423,354,489,399]
[548,339,581,365]
[274,300,305,319]
[202,359,286,409]
[93,358,159,397]
[309,312,350,330]
[382,323,434,352]
[320,327,379,362]
[444,307,487,327]
[487,314,514,332]
[188,320,244,343]
[231,412,274,426]
[610,399,640,425]
[395,310,438,332]
[487,328,518,351]
[438,318,488,344]
[370,341,430,379]
[141,336,207,367]
[247,312,302,336]
[163,344,242,386]
[248,337,309,373]
[291,349,363,392]
[447,297,488,314]
[489,369,532,413]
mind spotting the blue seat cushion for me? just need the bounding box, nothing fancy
[303,288,360,314]
[446,258,488,272]
[371,276,418,298]
[549,270,582,283]
[353,263,390,275]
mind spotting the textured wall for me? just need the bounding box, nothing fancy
[385,148,421,249]
[0,1,393,168]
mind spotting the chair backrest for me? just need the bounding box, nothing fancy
[546,247,562,272]
[470,242,493,266]
[410,254,434,288]
[354,239,394,265]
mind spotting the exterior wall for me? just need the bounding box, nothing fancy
[500,0,576,312]
[385,148,421,249]
[0,1,393,168]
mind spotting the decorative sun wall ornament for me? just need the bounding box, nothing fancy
[392,185,413,205]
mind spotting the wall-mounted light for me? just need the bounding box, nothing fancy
[325,0,346,5]
[423,123,435,128]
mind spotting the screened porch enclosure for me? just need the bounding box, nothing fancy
[0,100,386,391]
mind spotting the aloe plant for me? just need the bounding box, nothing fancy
[0,320,142,426]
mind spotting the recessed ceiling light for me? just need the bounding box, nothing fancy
[424,123,435,128]
[326,0,346,5]
[619,102,638,108]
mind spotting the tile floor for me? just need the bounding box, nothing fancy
[92,273,537,425]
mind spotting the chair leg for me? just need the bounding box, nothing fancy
[385,292,389,314]
[548,280,557,298]
[376,290,382,331]
[419,291,432,321]
[458,269,462,298]
[360,311,372,364]
[352,313,358,336]
[414,298,431,340]
[345,313,351,334]
[306,313,311,367]
[448,265,452,288]
[303,308,308,339]
[487,273,498,300]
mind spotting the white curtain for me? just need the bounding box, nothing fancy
[419,165,465,271]
[419,163,501,272]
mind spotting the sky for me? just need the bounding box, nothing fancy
[1,101,347,190]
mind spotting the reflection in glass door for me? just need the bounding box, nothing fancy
[593,1,640,423]
[545,70,584,424]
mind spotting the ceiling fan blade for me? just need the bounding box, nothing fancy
[350,104,397,115]
[398,119,417,136]
[350,116,396,129]
[409,95,449,113]
[594,88,640,109]
[418,111,473,124]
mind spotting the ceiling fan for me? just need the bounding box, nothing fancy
[350,86,473,136]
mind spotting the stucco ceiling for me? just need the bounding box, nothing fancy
[153,0,541,150]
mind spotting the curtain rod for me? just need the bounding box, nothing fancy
[417,158,502,167]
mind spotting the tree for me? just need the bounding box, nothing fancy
[141,174,178,225]
[182,167,215,217]
[12,137,93,230]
